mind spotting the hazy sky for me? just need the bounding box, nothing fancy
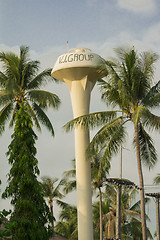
[0,0,160,236]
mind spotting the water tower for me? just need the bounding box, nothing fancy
[51,48,105,240]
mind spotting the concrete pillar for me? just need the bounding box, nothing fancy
[65,77,94,240]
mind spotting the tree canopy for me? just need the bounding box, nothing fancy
[0,46,60,136]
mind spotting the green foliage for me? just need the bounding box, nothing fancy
[0,209,12,239]
[101,186,153,239]
[41,176,65,201]
[2,103,52,240]
[153,174,160,184]
[64,47,160,239]
[55,203,78,240]
[0,46,61,136]
[41,176,65,235]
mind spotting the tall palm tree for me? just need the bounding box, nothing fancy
[41,176,65,233]
[91,154,110,240]
[0,46,60,135]
[64,47,160,240]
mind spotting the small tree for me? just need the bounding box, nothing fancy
[2,102,52,240]
[41,176,65,234]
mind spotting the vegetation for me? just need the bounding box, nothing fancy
[0,45,160,239]
[55,203,78,240]
[64,47,160,239]
[41,176,65,234]
[2,103,52,240]
[0,45,60,136]
[91,154,110,240]
[153,174,160,184]
[103,185,152,239]
[0,209,12,239]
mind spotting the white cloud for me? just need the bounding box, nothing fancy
[142,22,160,49]
[117,0,156,14]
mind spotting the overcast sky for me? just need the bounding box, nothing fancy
[0,0,160,236]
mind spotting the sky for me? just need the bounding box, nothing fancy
[0,0,160,237]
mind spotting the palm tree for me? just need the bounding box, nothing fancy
[0,46,60,135]
[41,176,65,233]
[103,185,153,239]
[91,154,110,240]
[92,197,111,240]
[64,47,160,240]
[54,203,78,240]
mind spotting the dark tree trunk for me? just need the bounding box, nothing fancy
[134,123,147,240]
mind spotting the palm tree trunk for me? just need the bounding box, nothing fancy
[99,187,103,240]
[49,199,54,234]
[156,198,160,240]
[116,185,121,239]
[134,123,147,240]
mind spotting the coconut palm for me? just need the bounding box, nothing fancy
[91,154,110,240]
[0,46,60,135]
[54,203,78,240]
[41,176,65,233]
[64,47,160,240]
[103,185,153,239]
[92,197,112,240]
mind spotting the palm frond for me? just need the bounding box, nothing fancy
[133,123,157,169]
[27,68,57,89]
[0,51,20,93]
[0,90,13,107]
[0,71,8,88]
[19,46,29,63]
[98,79,121,107]
[0,102,13,134]
[143,80,160,107]
[141,108,160,131]
[139,51,159,82]
[124,209,141,219]
[87,117,127,161]
[9,102,19,128]
[32,102,55,136]
[63,111,117,132]
[153,174,160,185]
[56,200,70,210]
[63,180,76,194]
[21,60,40,88]
[27,89,61,109]
[25,100,41,131]
[63,169,76,179]
[132,106,160,131]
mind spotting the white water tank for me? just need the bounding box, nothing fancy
[51,48,105,82]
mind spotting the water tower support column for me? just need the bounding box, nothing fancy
[65,76,95,240]
[51,48,105,240]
